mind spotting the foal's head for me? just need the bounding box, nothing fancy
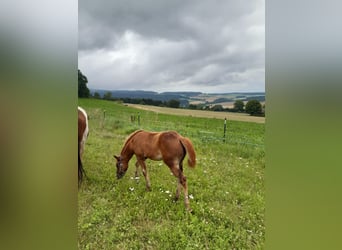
[114,155,128,179]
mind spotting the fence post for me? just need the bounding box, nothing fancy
[138,112,140,126]
[101,110,106,129]
[223,117,227,142]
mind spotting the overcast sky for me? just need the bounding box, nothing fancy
[78,0,264,93]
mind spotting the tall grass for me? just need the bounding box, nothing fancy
[78,98,265,249]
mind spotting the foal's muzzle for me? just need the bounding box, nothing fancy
[117,172,125,179]
[116,164,126,179]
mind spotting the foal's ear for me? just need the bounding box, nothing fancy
[114,155,120,160]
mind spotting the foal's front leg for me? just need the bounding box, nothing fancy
[137,159,151,191]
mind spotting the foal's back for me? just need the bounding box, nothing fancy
[130,130,184,161]
[132,130,181,147]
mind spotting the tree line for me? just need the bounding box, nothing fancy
[188,100,265,116]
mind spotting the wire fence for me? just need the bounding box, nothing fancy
[89,108,265,150]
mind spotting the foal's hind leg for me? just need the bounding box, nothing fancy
[169,163,191,211]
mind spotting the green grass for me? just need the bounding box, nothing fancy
[78,98,265,249]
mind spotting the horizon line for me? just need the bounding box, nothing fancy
[88,88,265,95]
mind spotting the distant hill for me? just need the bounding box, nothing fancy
[191,92,265,107]
[89,89,265,107]
[91,89,200,100]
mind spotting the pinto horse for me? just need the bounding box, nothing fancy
[78,106,89,186]
[114,130,196,211]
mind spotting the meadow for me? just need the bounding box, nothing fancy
[78,98,265,249]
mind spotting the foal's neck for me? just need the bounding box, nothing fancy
[121,142,134,162]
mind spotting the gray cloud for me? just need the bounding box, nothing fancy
[79,0,264,93]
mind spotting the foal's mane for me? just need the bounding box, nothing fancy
[121,130,144,154]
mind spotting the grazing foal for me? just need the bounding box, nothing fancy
[78,106,89,186]
[114,130,196,211]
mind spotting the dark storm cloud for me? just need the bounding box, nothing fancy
[78,0,264,93]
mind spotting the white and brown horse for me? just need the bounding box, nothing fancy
[78,106,89,186]
[114,130,196,211]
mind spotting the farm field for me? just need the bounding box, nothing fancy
[125,103,265,123]
[78,98,265,249]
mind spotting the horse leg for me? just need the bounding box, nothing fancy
[137,159,151,191]
[169,163,191,212]
[169,166,182,200]
[175,178,182,201]
[134,161,140,178]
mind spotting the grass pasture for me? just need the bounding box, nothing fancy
[78,98,265,249]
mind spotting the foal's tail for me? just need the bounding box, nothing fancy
[78,142,85,187]
[180,137,196,168]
